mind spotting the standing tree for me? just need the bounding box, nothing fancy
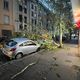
[41,0,73,47]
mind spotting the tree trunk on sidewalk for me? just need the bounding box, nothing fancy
[59,23,63,48]
[69,29,72,40]
[78,29,80,47]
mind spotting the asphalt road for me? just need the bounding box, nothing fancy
[0,49,10,65]
[0,44,80,80]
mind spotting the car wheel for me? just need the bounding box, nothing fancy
[15,53,23,59]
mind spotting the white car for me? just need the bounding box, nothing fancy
[2,38,40,59]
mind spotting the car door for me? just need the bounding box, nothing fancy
[24,41,38,54]
[18,42,29,55]
[18,41,38,54]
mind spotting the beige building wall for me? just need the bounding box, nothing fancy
[0,0,14,37]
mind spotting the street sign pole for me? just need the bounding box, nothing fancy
[78,29,80,47]
[78,29,80,55]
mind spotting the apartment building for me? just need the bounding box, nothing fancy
[0,0,53,37]
[37,3,53,33]
[13,0,28,33]
[0,0,14,37]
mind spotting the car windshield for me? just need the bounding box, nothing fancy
[6,40,17,47]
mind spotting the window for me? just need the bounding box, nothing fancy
[19,43,23,46]
[31,4,34,9]
[23,41,36,46]
[19,5,22,12]
[6,40,17,47]
[24,25,27,29]
[2,30,12,37]
[24,16,27,23]
[34,13,37,18]
[31,11,34,17]
[35,6,37,11]
[24,0,27,5]
[3,0,9,10]
[24,8,27,14]
[4,15,10,24]
[31,19,36,25]
[20,41,36,46]
[34,19,37,25]
[23,42,27,46]
[19,24,23,30]
[32,18,34,25]
[19,14,22,22]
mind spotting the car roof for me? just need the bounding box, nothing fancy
[11,38,30,43]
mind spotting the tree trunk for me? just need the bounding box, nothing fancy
[52,39,60,47]
[69,29,72,40]
[59,23,63,48]
[78,29,80,47]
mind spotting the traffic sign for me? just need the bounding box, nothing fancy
[76,20,80,29]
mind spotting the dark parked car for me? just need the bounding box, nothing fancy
[0,36,10,48]
[55,35,67,41]
[0,36,9,43]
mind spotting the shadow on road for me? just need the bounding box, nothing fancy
[0,48,41,64]
[77,71,80,80]
[0,49,10,64]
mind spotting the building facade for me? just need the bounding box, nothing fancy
[0,0,53,37]
[0,0,14,37]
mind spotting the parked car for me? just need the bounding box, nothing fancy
[55,35,67,41]
[0,36,10,43]
[0,36,9,48]
[2,38,40,59]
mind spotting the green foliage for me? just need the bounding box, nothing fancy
[44,0,74,48]
[37,33,58,50]
[13,31,58,50]
[25,33,41,40]
[13,32,23,38]
[40,39,58,50]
